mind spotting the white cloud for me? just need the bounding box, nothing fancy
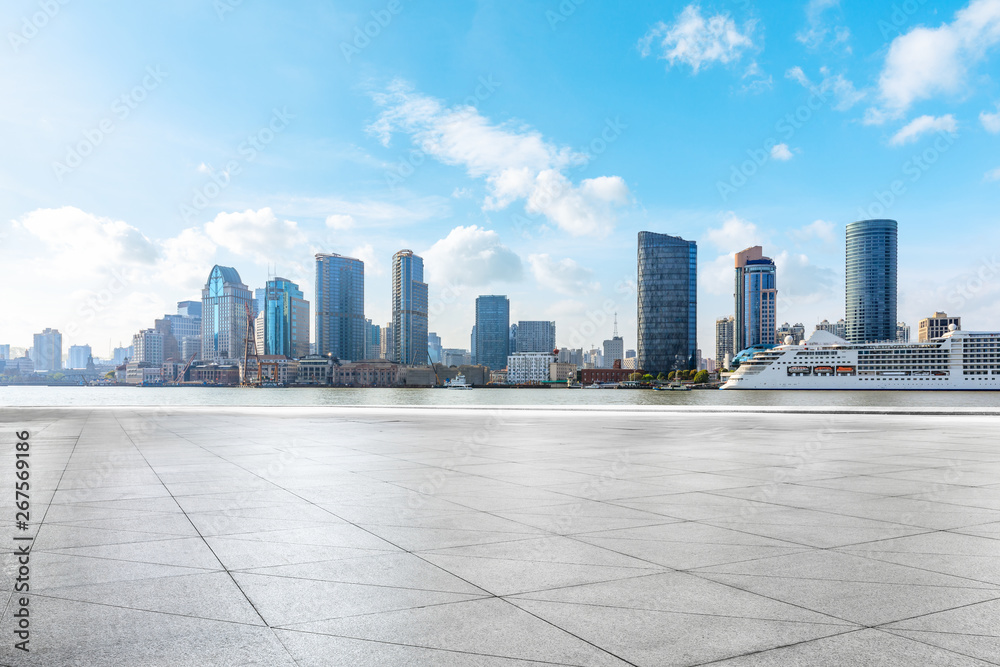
[770,143,794,160]
[370,82,629,237]
[788,220,837,244]
[204,208,306,262]
[704,212,763,251]
[349,243,385,276]
[796,0,852,50]
[981,104,1000,132]
[423,225,522,287]
[985,167,1000,181]
[740,61,773,94]
[888,114,958,146]
[785,66,865,111]
[325,214,355,230]
[527,254,600,296]
[867,0,1000,123]
[14,206,159,266]
[640,5,755,73]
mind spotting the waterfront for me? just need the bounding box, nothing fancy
[4,385,1000,408]
[2,406,999,665]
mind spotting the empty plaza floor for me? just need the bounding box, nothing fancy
[2,406,1000,666]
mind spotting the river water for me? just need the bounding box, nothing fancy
[3,386,1000,408]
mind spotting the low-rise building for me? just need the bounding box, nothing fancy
[490,369,508,385]
[295,356,334,385]
[549,362,577,382]
[188,363,240,385]
[507,352,555,385]
[125,362,162,385]
[240,356,299,385]
[918,312,961,341]
[580,368,644,385]
[333,360,400,387]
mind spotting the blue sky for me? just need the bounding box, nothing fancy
[2,0,999,359]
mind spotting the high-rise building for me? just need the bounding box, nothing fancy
[32,328,62,372]
[470,326,477,365]
[509,323,518,354]
[365,320,382,360]
[816,319,847,339]
[715,316,735,369]
[846,219,897,343]
[176,300,202,318]
[516,321,556,353]
[0,344,10,360]
[113,346,131,365]
[392,250,428,366]
[261,277,310,359]
[381,321,394,361]
[776,322,806,344]
[201,265,253,361]
[254,311,266,355]
[734,246,777,352]
[315,253,365,361]
[896,322,911,343]
[637,232,697,374]
[67,345,92,369]
[918,312,961,341]
[428,332,443,364]
[475,296,510,370]
[507,352,556,385]
[132,329,164,365]
[163,301,202,361]
[443,348,471,367]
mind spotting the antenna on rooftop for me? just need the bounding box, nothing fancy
[613,312,619,338]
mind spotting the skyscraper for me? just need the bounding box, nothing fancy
[0,344,10,360]
[201,265,253,361]
[637,232,697,374]
[364,320,382,359]
[67,344,92,369]
[315,253,365,361]
[427,332,443,364]
[734,246,777,352]
[32,328,62,372]
[475,296,510,370]
[132,328,164,365]
[715,316,735,369]
[846,219,897,343]
[602,315,623,368]
[261,277,310,359]
[392,250,428,365]
[516,321,556,353]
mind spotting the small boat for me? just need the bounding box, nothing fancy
[583,383,602,389]
[446,375,473,390]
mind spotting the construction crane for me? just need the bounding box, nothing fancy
[173,352,198,385]
[241,304,262,387]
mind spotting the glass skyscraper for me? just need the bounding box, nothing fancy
[315,253,365,361]
[734,246,777,353]
[637,232,697,374]
[475,295,510,370]
[200,265,252,361]
[846,219,897,344]
[392,250,428,365]
[516,321,556,353]
[261,277,310,359]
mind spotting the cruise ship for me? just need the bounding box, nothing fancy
[722,326,1000,390]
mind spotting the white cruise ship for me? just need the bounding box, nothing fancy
[722,326,1000,391]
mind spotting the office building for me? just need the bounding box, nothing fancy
[470,326,477,365]
[896,322,911,343]
[392,250,428,365]
[637,232,697,374]
[919,312,961,341]
[254,311,266,355]
[715,316,735,369]
[365,320,382,360]
[177,300,202,318]
[132,329,165,365]
[846,219,897,343]
[200,265,253,361]
[816,319,847,339]
[507,352,556,385]
[316,253,365,361]
[67,344,92,369]
[443,348,471,367]
[381,322,394,361]
[509,323,518,355]
[475,296,510,370]
[428,332,443,364]
[260,277,310,359]
[32,328,62,372]
[516,321,556,353]
[734,246,777,351]
[776,322,806,344]
[0,345,10,360]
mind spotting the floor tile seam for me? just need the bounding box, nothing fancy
[30,591,268,628]
[832,551,1000,588]
[416,549,672,570]
[506,594,860,627]
[269,627,595,667]
[877,627,1000,666]
[870,594,1000,631]
[684,627,871,667]
[687,570,1000,590]
[230,568,495,597]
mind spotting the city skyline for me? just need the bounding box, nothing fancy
[3,1,999,356]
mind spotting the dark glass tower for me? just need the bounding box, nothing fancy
[315,253,365,361]
[846,219,897,344]
[637,232,697,374]
[263,277,310,359]
[475,295,510,370]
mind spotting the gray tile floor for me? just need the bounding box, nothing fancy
[1,407,999,666]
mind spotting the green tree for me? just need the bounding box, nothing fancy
[50,372,65,381]
[667,371,675,380]
[656,372,667,382]
[642,374,653,383]
[628,372,643,382]
[693,370,709,384]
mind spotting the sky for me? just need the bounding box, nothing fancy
[2,0,999,359]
